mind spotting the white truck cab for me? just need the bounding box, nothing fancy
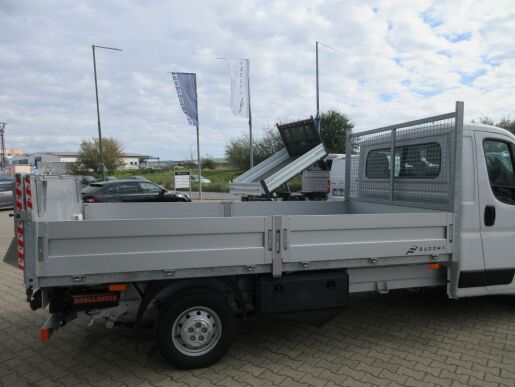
[457,124,515,297]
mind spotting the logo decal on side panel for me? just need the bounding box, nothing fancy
[406,245,418,255]
[405,245,445,255]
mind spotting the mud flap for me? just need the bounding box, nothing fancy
[3,237,17,268]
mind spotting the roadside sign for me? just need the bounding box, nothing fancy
[174,171,191,189]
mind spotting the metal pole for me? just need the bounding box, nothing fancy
[344,128,352,213]
[193,74,202,201]
[315,41,320,133]
[389,129,396,202]
[247,59,253,168]
[196,125,202,200]
[315,41,338,134]
[0,122,6,172]
[92,44,122,181]
[92,45,105,181]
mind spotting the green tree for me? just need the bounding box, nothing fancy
[473,116,495,126]
[225,128,284,169]
[319,110,354,153]
[253,127,284,163]
[497,117,515,134]
[225,110,355,169]
[225,135,251,170]
[202,155,216,170]
[70,137,124,174]
[472,116,515,135]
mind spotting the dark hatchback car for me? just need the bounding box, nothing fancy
[80,175,96,185]
[0,175,14,209]
[82,180,191,203]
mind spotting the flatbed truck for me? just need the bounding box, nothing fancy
[4,102,515,369]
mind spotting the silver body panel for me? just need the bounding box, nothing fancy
[26,191,452,288]
[14,104,468,296]
[229,144,328,195]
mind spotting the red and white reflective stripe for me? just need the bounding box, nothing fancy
[15,176,23,211]
[17,222,24,270]
[15,176,25,270]
[24,176,33,211]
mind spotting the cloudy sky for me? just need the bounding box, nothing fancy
[1,0,514,160]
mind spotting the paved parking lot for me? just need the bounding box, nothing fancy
[0,209,514,386]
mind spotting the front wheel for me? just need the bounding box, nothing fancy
[156,291,236,369]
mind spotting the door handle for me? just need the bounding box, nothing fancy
[484,205,496,227]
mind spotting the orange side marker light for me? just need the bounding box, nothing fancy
[108,284,127,292]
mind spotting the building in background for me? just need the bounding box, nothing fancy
[9,151,152,174]
[148,157,229,169]
[5,148,25,160]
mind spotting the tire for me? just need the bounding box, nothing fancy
[156,291,236,369]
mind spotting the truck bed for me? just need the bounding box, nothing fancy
[32,197,452,288]
[15,105,462,293]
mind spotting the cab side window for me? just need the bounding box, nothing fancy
[483,139,515,204]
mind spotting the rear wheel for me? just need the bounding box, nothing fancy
[156,291,235,369]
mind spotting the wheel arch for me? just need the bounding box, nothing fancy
[135,277,247,342]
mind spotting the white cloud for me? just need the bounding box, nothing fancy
[0,0,514,159]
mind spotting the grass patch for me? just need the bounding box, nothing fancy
[111,168,243,192]
[105,168,303,193]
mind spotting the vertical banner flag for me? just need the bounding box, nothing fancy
[171,72,198,126]
[225,59,249,118]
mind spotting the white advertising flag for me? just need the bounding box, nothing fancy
[226,59,249,118]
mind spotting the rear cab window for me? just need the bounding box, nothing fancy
[366,142,441,179]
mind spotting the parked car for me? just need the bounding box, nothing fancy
[80,175,96,185]
[327,157,346,201]
[190,174,211,184]
[127,175,149,181]
[301,154,345,200]
[81,180,191,203]
[0,175,14,209]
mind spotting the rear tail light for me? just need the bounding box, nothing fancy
[327,178,331,194]
[85,196,99,203]
[40,327,50,343]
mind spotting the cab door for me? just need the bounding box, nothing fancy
[475,131,515,291]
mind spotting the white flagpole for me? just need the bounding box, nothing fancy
[314,41,339,134]
[247,59,253,168]
[193,73,202,201]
